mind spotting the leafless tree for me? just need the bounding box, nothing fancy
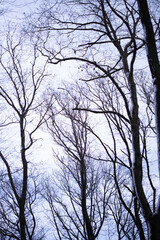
[26,0,160,239]
[41,88,115,239]
[136,1,160,238]
[79,77,150,240]
[41,82,150,239]
[0,29,49,240]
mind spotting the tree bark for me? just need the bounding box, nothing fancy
[81,158,95,240]
[136,0,160,180]
[149,214,160,240]
[19,203,26,240]
[136,0,160,239]
[19,115,27,240]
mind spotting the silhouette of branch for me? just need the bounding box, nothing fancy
[73,107,130,123]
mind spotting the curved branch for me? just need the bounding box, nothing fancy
[73,107,130,123]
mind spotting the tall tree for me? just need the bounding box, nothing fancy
[42,81,148,239]
[135,1,160,238]
[42,88,115,240]
[28,0,160,239]
[0,29,48,240]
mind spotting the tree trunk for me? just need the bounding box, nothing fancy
[81,159,95,240]
[19,203,26,240]
[136,0,160,180]
[149,214,160,240]
[136,1,160,239]
[19,116,27,240]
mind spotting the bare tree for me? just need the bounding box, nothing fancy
[41,81,150,239]
[0,29,49,240]
[41,88,115,240]
[136,1,160,238]
[27,0,160,239]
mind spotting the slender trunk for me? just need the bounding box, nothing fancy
[136,0,160,238]
[81,158,95,240]
[136,0,160,182]
[19,115,28,240]
[134,195,145,240]
[122,51,152,225]
[19,203,27,240]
